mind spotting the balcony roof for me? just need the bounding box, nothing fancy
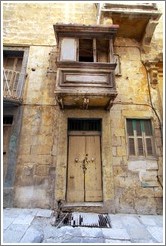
[53,23,119,41]
[99,3,162,41]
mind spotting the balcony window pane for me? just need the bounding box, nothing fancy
[79,39,93,62]
[60,38,77,61]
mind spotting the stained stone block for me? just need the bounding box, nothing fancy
[117,146,126,156]
[31,145,52,155]
[35,165,50,176]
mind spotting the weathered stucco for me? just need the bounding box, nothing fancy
[3,2,163,214]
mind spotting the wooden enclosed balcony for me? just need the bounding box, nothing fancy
[53,24,119,110]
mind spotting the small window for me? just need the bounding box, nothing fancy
[3,116,13,125]
[96,39,109,63]
[3,47,29,99]
[79,39,93,62]
[60,37,115,64]
[126,119,155,158]
[3,51,24,93]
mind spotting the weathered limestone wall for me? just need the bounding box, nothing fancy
[112,37,163,214]
[3,2,97,46]
[3,3,163,213]
[14,46,56,208]
[3,2,96,208]
[110,104,162,214]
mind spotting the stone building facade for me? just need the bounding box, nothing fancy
[3,2,163,214]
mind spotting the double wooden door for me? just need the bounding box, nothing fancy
[67,134,103,202]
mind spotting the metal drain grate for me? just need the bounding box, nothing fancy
[62,212,111,228]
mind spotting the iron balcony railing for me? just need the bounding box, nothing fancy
[3,68,22,100]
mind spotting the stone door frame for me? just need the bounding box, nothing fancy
[54,109,115,212]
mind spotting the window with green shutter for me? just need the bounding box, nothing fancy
[126,119,155,158]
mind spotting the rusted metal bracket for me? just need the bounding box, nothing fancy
[56,96,64,109]
[83,97,89,109]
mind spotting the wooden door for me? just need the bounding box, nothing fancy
[3,126,12,179]
[67,135,103,202]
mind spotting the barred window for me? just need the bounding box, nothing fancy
[126,119,155,157]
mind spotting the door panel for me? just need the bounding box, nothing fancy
[85,136,102,201]
[67,135,102,202]
[67,136,85,202]
[3,126,12,179]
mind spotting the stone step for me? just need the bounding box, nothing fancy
[62,202,106,213]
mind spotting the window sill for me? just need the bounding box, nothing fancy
[57,61,117,69]
[128,156,158,161]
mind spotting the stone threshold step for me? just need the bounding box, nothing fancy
[63,202,103,207]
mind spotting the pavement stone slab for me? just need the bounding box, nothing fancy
[132,239,156,243]
[80,227,103,238]
[108,214,124,229]
[138,215,157,226]
[121,215,142,227]
[147,226,163,243]
[61,236,83,243]
[105,239,132,243]
[3,224,30,243]
[36,209,53,218]
[102,228,130,240]
[153,215,163,227]
[3,208,21,218]
[3,217,16,230]
[126,226,154,241]
[20,226,44,243]
[43,238,62,243]
[42,224,60,239]
[81,237,105,243]
[12,214,35,225]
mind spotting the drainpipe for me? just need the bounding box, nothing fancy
[144,63,163,143]
[143,61,163,189]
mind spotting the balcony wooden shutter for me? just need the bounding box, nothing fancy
[60,38,77,61]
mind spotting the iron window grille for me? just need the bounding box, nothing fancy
[68,118,101,132]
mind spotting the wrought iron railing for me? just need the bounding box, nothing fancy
[3,68,21,100]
